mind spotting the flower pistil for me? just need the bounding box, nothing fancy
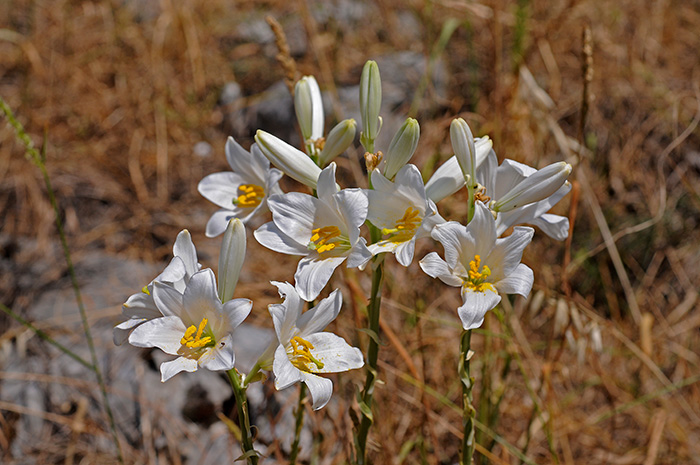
[289,335,325,371]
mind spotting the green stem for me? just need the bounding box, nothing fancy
[354,233,385,465]
[289,383,307,464]
[226,369,259,465]
[460,330,476,465]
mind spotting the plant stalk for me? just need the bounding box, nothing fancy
[289,383,307,464]
[226,369,259,464]
[354,229,385,464]
[460,330,476,464]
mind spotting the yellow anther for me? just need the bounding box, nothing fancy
[289,336,325,371]
[308,226,342,254]
[180,318,214,349]
[141,285,151,295]
[383,207,422,243]
[233,184,265,208]
[463,255,496,293]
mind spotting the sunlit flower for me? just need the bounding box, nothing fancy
[478,153,572,240]
[419,202,534,330]
[268,282,363,410]
[254,163,372,301]
[114,230,200,345]
[198,136,283,237]
[367,164,444,266]
[128,268,252,382]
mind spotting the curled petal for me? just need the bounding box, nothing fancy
[458,289,501,330]
[301,372,334,410]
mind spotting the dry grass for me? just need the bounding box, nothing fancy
[1,0,700,463]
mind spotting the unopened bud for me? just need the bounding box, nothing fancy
[359,60,382,150]
[218,219,246,303]
[319,119,356,166]
[294,76,324,142]
[450,118,477,184]
[255,130,322,189]
[383,117,420,180]
[493,161,572,212]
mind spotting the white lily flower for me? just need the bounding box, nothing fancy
[367,164,445,266]
[479,153,572,240]
[268,282,364,410]
[254,163,372,301]
[198,136,283,237]
[255,130,323,189]
[129,268,252,382]
[419,202,534,330]
[424,137,493,203]
[114,230,201,345]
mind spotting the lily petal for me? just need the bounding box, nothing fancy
[160,357,198,382]
[294,256,347,302]
[419,252,463,287]
[304,332,364,373]
[458,289,501,330]
[199,334,236,371]
[273,344,302,390]
[129,316,187,355]
[300,372,334,410]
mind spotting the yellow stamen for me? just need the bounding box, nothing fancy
[463,255,496,293]
[308,226,342,254]
[180,317,214,349]
[141,285,151,295]
[382,207,422,243]
[233,184,265,208]
[289,335,325,371]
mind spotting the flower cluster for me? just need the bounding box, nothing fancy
[115,61,573,460]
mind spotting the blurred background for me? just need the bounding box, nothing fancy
[1,0,699,463]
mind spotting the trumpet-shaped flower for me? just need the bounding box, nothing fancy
[478,153,572,240]
[114,230,200,345]
[198,136,283,237]
[367,164,445,266]
[254,163,372,301]
[419,202,534,330]
[128,268,252,382]
[268,282,363,410]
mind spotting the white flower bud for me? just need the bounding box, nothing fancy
[450,118,477,184]
[493,161,572,212]
[294,76,324,142]
[218,218,246,303]
[383,117,420,180]
[359,60,382,149]
[319,119,356,166]
[255,130,322,189]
